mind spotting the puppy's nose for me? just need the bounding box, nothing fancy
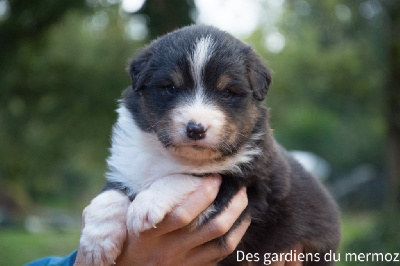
[186,121,207,140]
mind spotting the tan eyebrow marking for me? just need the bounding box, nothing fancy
[170,69,184,87]
[216,74,232,91]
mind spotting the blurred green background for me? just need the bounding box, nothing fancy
[0,0,399,265]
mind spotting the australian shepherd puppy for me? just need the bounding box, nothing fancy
[79,25,340,265]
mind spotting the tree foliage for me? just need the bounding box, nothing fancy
[383,0,400,208]
[0,0,86,68]
[140,0,194,39]
[247,0,388,179]
[0,3,142,207]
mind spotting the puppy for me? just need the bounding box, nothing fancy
[78,25,340,266]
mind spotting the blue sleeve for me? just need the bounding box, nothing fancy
[25,250,78,266]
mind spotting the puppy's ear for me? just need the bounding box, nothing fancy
[127,48,151,91]
[246,50,272,101]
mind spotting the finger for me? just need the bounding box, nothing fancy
[270,260,286,266]
[270,244,304,266]
[185,187,248,249]
[284,244,304,266]
[187,214,251,265]
[152,174,222,235]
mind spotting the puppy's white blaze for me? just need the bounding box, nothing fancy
[189,35,215,90]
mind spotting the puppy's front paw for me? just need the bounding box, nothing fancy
[126,174,202,234]
[76,190,130,266]
[127,190,173,234]
[79,228,124,266]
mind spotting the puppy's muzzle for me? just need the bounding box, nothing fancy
[186,121,207,140]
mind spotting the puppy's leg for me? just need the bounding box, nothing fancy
[127,174,202,234]
[77,190,130,266]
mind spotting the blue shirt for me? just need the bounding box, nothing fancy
[25,250,77,266]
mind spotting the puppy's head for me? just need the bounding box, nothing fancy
[124,25,271,162]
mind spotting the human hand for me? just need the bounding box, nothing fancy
[75,175,250,266]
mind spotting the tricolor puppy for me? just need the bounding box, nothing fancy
[79,25,340,265]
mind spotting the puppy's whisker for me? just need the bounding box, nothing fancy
[220,141,235,154]
[145,120,163,132]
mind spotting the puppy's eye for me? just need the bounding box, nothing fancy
[164,85,179,95]
[221,89,236,100]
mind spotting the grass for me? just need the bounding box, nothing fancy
[338,211,400,266]
[337,212,378,266]
[0,228,80,266]
[339,212,378,249]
